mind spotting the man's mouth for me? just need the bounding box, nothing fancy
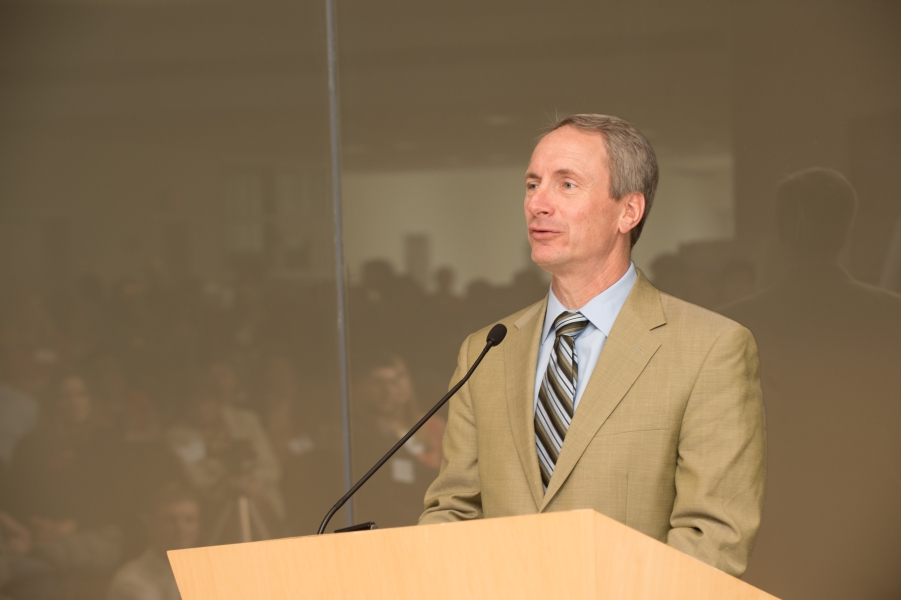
[529,226,560,240]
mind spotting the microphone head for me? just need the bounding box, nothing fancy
[486,324,507,347]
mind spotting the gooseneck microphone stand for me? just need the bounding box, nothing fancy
[317,324,508,535]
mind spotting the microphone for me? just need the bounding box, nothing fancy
[317,324,508,535]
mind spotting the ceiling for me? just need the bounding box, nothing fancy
[0,0,735,171]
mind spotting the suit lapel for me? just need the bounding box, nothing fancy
[540,272,665,510]
[504,299,547,509]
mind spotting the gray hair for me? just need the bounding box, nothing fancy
[550,114,659,247]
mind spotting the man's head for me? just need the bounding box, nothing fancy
[525,114,658,277]
[145,483,201,554]
[775,168,857,261]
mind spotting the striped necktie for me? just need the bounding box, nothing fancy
[535,311,590,491]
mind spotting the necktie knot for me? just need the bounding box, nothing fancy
[552,311,589,339]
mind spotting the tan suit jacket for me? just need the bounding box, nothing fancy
[419,271,766,577]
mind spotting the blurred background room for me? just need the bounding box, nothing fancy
[0,0,899,599]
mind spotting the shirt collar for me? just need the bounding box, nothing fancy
[541,262,638,343]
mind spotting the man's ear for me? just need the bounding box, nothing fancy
[619,192,646,235]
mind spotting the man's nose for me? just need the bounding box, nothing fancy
[526,187,553,216]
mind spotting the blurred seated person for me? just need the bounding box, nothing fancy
[5,374,126,577]
[260,357,315,468]
[718,258,757,307]
[0,377,38,465]
[0,512,58,600]
[648,253,688,298]
[106,483,200,600]
[258,356,322,534]
[206,360,249,408]
[91,356,161,442]
[0,291,74,400]
[351,352,445,528]
[166,379,284,542]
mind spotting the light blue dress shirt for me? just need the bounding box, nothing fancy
[533,263,637,411]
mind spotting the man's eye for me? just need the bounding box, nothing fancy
[527,182,538,190]
[563,181,575,189]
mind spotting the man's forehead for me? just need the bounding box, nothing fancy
[527,128,607,176]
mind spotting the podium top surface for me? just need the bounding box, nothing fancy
[169,509,778,600]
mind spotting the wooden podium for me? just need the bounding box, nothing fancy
[168,509,778,599]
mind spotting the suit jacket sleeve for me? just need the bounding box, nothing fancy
[418,334,484,524]
[666,324,767,576]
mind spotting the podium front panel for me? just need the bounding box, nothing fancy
[169,509,778,599]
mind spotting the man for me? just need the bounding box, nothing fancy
[107,483,201,600]
[722,169,901,599]
[419,114,766,577]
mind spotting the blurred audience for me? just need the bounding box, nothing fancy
[106,483,200,600]
[166,378,284,544]
[11,205,899,598]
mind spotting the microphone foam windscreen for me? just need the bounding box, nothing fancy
[486,324,507,346]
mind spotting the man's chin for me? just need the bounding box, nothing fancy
[530,250,565,273]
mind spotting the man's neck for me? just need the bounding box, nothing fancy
[550,258,631,310]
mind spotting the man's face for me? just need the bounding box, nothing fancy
[525,126,628,275]
[149,500,200,553]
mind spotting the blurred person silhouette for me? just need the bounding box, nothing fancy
[106,483,200,600]
[165,378,284,543]
[0,290,74,400]
[107,279,154,372]
[358,259,401,306]
[427,265,465,334]
[880,213,901,293]
[5,374,128,595]
[680,263,721,309]
[257,356,322,533]
[723,168,901,600]
[259,357,315,469]
[718,258,757,307]
[505,267,550,311]
[463,279,505,333]
[352,351,445,529]
[206,360,249,408]
[0,512,58,600]
[648,253,688,298]
[87,355,182,557]
[57,291,104,366]
[431,266,461,309]
[0,373,38,466]
[91,356,161,442]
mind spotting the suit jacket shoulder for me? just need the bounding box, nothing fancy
[659,291,751,341]
[461,298,547,364]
